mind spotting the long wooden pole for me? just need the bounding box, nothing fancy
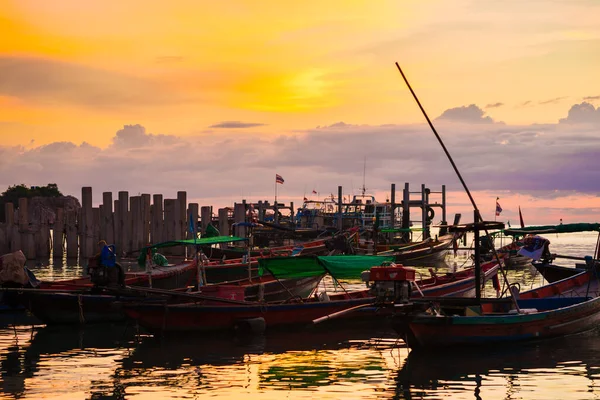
[394,62,518,311]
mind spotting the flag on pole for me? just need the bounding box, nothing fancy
[518,206,525,228]
[276,174,284,184]
[495,198,502,216]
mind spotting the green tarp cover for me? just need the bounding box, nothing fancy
[380,227,423,233]
[258,255,395,280]
[141,235,247,251]
[504,223,600,236]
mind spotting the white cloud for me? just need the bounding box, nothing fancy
[0,104,599,213]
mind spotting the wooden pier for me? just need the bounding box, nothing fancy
[0,183,446,260]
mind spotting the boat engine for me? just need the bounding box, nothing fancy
[365,262,416,303]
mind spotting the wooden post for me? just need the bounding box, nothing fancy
[130,196,142,252]
[118,191,130,255]
[18,198,35,259]
[177,191,187,238]
[402,182,410,242]
[18,198,28,232]
[36,223,51,258]
[101,192,114,245]
[113,199,121,252]
[151,194,163,245]
[53,208,64,258]
[337,186,343,231]
[163,199,176,255]
[441,184,447,225]
[421,184,430,240]
[390,183,396,241]
[80,187,94,258]
[218,208,229,249]
[234,202,246,238]
[65,209,78,258]
[141,194,151,246]
[0,225,6,255]
[200,206,211,234]
[257,201,264,222]
[188,203,199,257]
[5,203,14,252]
[10,224,21,256]
[173,191,186,256]
[92,207,101,251]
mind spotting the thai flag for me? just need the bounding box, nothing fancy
[276,174,284,184]
[495,199,502,216]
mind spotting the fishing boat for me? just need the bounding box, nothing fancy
[385,62,600,350]
[376,234,455,266]
[17,273,325,325]
[121,258,500,334]
[392,293,600,349]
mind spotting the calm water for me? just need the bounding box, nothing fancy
[1,232,599,399]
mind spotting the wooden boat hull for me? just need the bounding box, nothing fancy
[395,296,600,349]
[531,262,584,283]
[19,275,324,325]
[123,263,499,333]
[371,235,455,266]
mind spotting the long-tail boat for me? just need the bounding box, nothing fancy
[389,222,600,349]
[121,258,500,334]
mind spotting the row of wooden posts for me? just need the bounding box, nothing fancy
[0,187,294,260]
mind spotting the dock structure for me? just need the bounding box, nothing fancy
[0,183,446,260]
[0,188,296,260]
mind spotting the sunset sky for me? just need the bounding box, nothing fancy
[1,0,600,225]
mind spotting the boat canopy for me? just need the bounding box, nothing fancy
[258,255,395,280]
[504,223,600,236]
[139,235,248,251]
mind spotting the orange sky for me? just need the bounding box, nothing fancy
[1,0,599,147]
[1,1,600,225]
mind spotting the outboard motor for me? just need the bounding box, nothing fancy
[364,262,416,303]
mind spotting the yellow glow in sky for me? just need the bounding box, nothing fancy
[1,0,599,147]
